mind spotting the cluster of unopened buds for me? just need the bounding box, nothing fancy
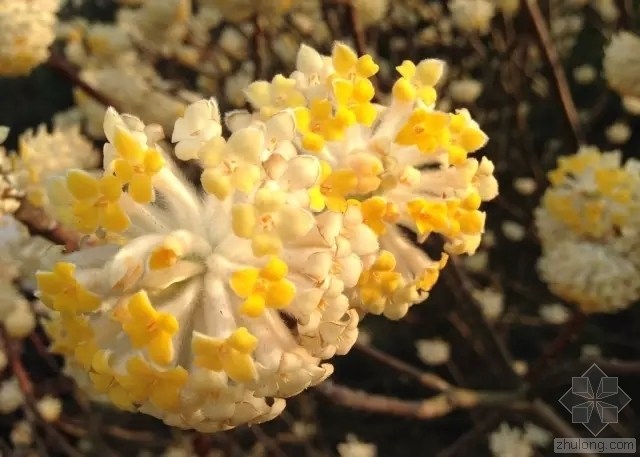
[36,42,497,431]
[535,146,640,314]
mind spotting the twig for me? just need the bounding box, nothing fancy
[523,0,585,147]
[529,357,640,397]
[346,1,367,57]
[192,432,212,457]
[250,425,289,457]
[45,54,119,111]
[316,380,523,420]
[444,257,522,389]
[525,309,586,382]
[251,15,268,80]
[0,325,85,457]
[12,197,81,252]
[528,400,598,457]
[354,342,451,391]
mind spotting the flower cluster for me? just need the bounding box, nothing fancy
[604,31,640,101]
[535,146,640,313]
[38,42,496,431]
[0,0,61,77]
[15,122,100,209]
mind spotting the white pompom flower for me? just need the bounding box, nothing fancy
[535,146,640,313]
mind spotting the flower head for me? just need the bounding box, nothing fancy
[39,43,496,431]
[535,146,640,313]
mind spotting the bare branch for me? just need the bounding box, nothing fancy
[316,380,523,420]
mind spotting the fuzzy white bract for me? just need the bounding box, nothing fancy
[37,42,496,431]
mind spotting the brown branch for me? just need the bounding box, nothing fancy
[316,380,523,420]
[0,325,85,457]
[251,15,268,80]
[354,342,451,391]
[525,309,586,382]
[45,54,120,111]
[250,425,289,457]
[528,400,598,457]
[192,433,213,457]
[12,197,81,252]
[523,0,585,147]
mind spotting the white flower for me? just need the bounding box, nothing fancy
[37,395,63,422]
[4,300,36,339]
[605,121,631,145]
[535,147,640,313]
[10,420,32,447]
[172,98,222,161]
[474,288,503,320]
[338,435,377,457]
[0,378,24,414]
[489,423,534,457]
[572,64,597,85]
[604,32,640,99]
[449,78,483,103]
[513,177,537,196]
[0,0,62,76]
[448,0,496,35]
[416,338,451,365]
[539,303,570,324]
[502,221,525,241]
[522,422,552,448]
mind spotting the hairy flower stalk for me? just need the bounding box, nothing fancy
[36,42,497,431]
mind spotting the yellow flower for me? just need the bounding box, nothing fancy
[43,314,94,356]
[229,257,296,317]
[121,291,179,366]
[89,350,135,411]
[392,59,444,105]
[36,262,102,313]
[119,356,188,412]
[406,199,450,234]
[192,328,258,383]
[357,196,400,235]
[308,161,358,212]
[111,128,166,204]
[395,108,451,154]
[231,188,314,257]
[357,251,402,312]
[294,99,348,152]
[244,74,307,118]
[65,170,130,234]
[331,42,379,81]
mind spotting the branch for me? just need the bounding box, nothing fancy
[0,325,85,457]
[12,197,81,252]
[528,400,598,457]
[45,54,120,111]
[525,309,586,382]
[523,0,585,147]
[354,342,451,391]
[316,380,523,419]
[251,15,267,80]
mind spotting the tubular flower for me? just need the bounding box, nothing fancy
[38,43,496,432]
[535,146,640,313]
